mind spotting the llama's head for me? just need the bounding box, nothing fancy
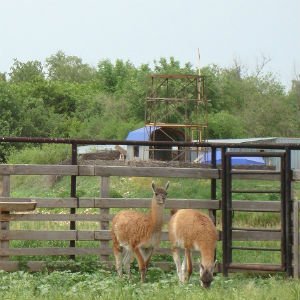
[200,261,217,288]
[151,181,169,205]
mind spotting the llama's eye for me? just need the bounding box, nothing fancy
[155,193,158,196]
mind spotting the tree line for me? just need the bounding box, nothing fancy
[0,50,299,161]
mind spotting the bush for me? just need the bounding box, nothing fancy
[8,144,71,164]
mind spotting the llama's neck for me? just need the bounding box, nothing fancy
[197,242,216,269]
[149,199,164,231]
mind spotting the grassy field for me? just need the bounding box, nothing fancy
[0,267,299,300]
[2,174,300,299]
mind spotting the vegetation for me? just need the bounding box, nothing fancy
[0,51,299,162]
[0,268,299,300]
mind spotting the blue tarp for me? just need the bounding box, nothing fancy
[200,150,265,165]
[126,127,160,141]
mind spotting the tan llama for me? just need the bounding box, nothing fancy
[112,181,169,282]
[169,209,217,288]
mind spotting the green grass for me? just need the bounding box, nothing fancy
[0,268,298,300]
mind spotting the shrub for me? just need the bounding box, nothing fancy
[8,144,71,165]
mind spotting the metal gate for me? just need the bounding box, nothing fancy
[221,150,293,276]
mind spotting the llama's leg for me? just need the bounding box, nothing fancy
[113,246,123,278]
[133,247,146,282]
[181,252,187,282]
[172,247,183,283]
[123,249,133,279]
[141,247,154,272]
[186,248,193,281]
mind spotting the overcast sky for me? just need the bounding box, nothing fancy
[0,0,299,88]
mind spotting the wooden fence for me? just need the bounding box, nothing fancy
[0,164,299,276]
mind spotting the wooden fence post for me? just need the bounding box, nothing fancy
[99,176,110,262]
[293,200,299,278]
[0,176,10,261]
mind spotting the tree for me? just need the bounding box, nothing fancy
[9,59,44,82]
[46,50,95,82]
[0,72,6,82]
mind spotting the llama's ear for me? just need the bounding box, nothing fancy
[152,181,156,193]
[200,264,204,271]
[165,181,170,191]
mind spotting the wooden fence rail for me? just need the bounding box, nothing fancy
[0,164,299,276]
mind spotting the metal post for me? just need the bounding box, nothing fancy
[280,154,287,270]
[293,200,299,278]
[0,176,10,261]
[210,146,217,224]
[70,143,77,259]
[221,147,228,276]
[226,153,233,265]
[285,148,293,276]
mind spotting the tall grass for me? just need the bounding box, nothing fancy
[7,144,71,165]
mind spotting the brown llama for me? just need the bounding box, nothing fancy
[111,181,169,282]
[169,209,217,288]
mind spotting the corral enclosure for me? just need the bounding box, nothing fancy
[0,137,299,278]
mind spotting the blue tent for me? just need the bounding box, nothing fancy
[126,127,160,141]
[200,150,265,165]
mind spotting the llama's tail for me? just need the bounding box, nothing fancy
[170,209,178,216]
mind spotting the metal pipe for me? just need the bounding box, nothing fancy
[229,263,283,272]
[231,246,281,251]
[1,136,300,150]
[231,190,281,194]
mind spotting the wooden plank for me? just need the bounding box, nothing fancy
[0,230,77,241]
[0,260,283,273]
[0,201,36,212]
[0,247,108,256]
[0,175,10,261]
[293,200,299,278]
[77,231,95,241]
[0,230,100,241]
[0,165,78,175]
[79,165,95,176]
[0,213,171,222]
[78,198,95,208]
[232,200,281,212]
[94,166,219,179]
[0,213,106,222]
[0,197,77,208]
[0,197,280,212]
[94,198,220,209]
[94,231,186,242]
[1,229,278,242]
[100,176,110,261]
